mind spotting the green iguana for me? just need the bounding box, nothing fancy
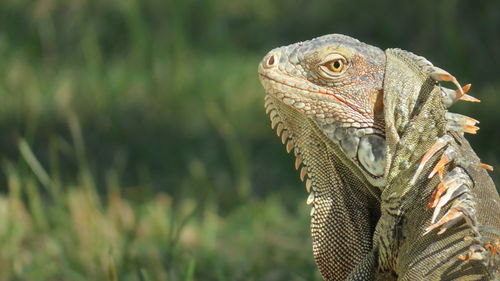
[258,34,500,280]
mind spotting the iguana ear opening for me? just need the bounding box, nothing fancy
[358,135,386,177]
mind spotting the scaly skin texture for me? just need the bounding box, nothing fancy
[258,34,500,280]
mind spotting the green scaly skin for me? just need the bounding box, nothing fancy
[258,34,500,280]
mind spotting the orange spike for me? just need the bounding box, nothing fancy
[479,163,494,171]
[427,181,449,209]
[410,136,450,185]
[464,124,480,134]
[458,254,470,261]
[457,84,480,102]
[459,94,480,103]
[427,187,439,209]
[463,116,480,125]
[462,83,471,94]
[428,155,451,179]
[485,241,499,256]
[424,208,463,235]
[430,68,464,98]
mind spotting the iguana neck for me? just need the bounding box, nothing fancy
[265,94,380,280]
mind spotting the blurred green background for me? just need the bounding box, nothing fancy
[0,0,498,280]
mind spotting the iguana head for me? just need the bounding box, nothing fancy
[258,34,387,182]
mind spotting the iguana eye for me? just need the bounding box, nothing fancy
[318,54,348,77]
[326,59,345,72]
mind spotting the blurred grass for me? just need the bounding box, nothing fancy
[0,0,498,280]
[3,144,317,280]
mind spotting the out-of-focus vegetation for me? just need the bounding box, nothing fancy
[0,0,498,280]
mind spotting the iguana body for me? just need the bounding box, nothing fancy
[258,34,500,280]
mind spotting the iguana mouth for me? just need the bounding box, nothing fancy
[259,73,384,132]
[259,73,370,120]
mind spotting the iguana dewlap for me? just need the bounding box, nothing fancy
[258,34,500,281]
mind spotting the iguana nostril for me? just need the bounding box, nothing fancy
[269,55,275,65]
[264,54,277,68]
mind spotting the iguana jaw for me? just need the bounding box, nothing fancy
[259,72,381,129]
[263,93,386,189]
